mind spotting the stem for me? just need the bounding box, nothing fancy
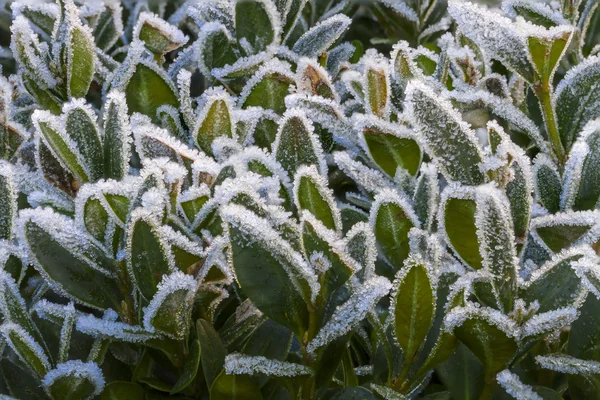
[479,374,497,400]
[534,81,566,166]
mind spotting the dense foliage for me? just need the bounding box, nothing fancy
[1,0,600,399]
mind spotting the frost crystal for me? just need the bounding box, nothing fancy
[224,353,312,376]
[307,276,392,353]
[42,360,105,396]
[497,370,542,400]
[536,354,600,375]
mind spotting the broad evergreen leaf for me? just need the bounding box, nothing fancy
[133,12,188,55]
[294,166,340,232]
[274,109,326,178]
[406,82,485,185]
[1,322,51,378]
[0,162,16,241]
[142,272,197,339]
[239,59,294,114]
[555,56,600,152]
[197,319,226,388]
[19,208,123,311]
[194,90,235,155]
[357,116,422,178]
[533,154,562,213]
[370,189,420,270]
[210,371,263,400]
[42,360,105,400]
[562,121,600,211]
[222,204,317,336]
[197,22,238,77]
[292,14,351,57]
[392,257,435,366]
[103,90,131,180]
[235,0,280,54]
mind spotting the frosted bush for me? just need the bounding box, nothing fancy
[1,0,600,399]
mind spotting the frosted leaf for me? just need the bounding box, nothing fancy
[237,58,295,109]
[103,90,132,180]
[370,383,408,400]
[142,271,197,339]
[0,162,17,240]
[188,0,235,31]
[555,55,600,150]
[133,12,189,53]
[221,204,320,302]
[193,88,236,155]
[274,108,327,178]
[293,165,341,232]
[326,42,355,76]
[370,188,421,234]
[333,151,395,195]
[502,0,568,26]
[536,354,600,375]
[132,113,201,167]
[307,276,392,353]
[412,163,438,231]
[405,81,485,185]
[362,53,392,119]
[212,50,273,81]
[520,307,579,340]
[448,1,535,82]
[448,88,548,152]
[292,14,351,57]
[224,353,312,376]
[444,303,519,339]
[10,16,56,89]
[76,313,158,342]
[42,360,105,397]
[0,322,50,377]
[496,370,542,400]
[295,58,339,102]
[377,0,418,22]
[529,211,600,255]
[32,109,92,183]
[284,94,357,151]
[344,222,377,281]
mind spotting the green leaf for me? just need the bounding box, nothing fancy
[451,310,518,377]
[448,1,535,83]
[521,250,586,313]
[330,387,377,400]
[371,190,419,270]
[533,155,561,213]
[235,0,278,54]
[222,205,314,337]
[43,361,104,400]
[103,90,131,180]
[406,82,485,185]
[170,339,201,394]
[93,4,123,52]
[564,122,600,210]
[294,167,339,232]
[194,93,234,155]
[0,164,16,240]
[302,214,353,297]
[568,294,600,398]
[1,323,50,378]
[67,25,95,98]
[292,14,351,57]
[128,215,171,301]
[441,190,482,270]
[240,62,294,114]
[83,197,109,243]
[532,212,597,253]
[505,1,562,28]
[143,272,196,339]
[125,60,179,120]
[196,319,226,389]
[393,261,435,365]
[198,23,237,76]
[210,371,263,400]
[526,28,573,83]
[33,111,90,183]
[435,345,484,400]
[64,102,104,182]
[101,382,145,400]
[275,110,325,179]
[412,164,438,231]
[21,209,123,311]
[135,13,187,54]
[361,123,422,178]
